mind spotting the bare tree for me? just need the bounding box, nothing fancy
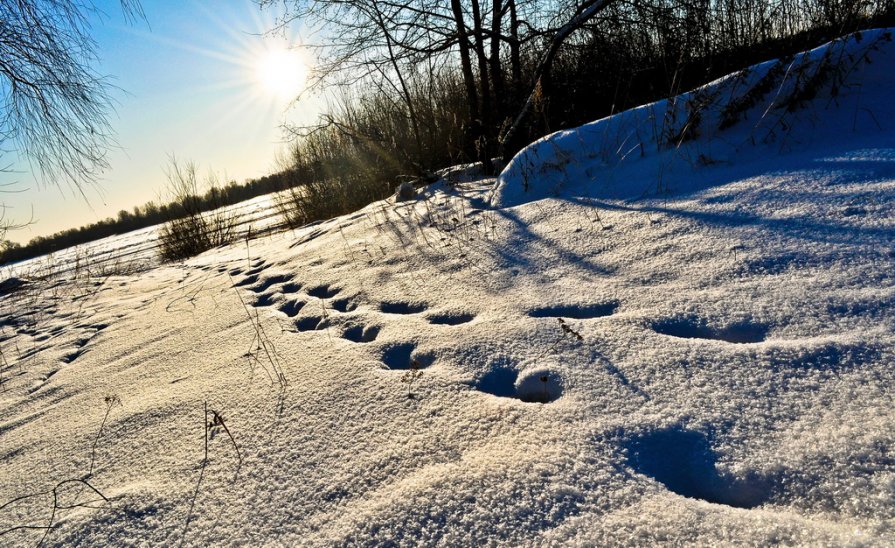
[0,0,144,194]
[263,0,892,184]
[263,0,517,172]
[500,0,617,155]
[262,0,622,172]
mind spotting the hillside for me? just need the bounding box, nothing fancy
[1,29,894,545]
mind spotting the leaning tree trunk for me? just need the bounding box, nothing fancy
[371,3,424,171]
[500,0,618,158]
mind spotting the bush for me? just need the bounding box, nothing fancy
[158,159,236,262]
[275,175,391,229]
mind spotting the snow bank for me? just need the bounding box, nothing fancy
[492,28,895,208]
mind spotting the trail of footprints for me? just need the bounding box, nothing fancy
[21,321,110,393]
[225,259,856,510]
[230,261,598,406]
[231,263,830,408]
[59,322,108,364]
[1,284,113,394]
[230,262,475,363]
[232,265,635,408]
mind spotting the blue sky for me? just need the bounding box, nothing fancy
[2,0,317,243]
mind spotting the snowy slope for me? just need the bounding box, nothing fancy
[1,30,895,546]
[493,28,895,208]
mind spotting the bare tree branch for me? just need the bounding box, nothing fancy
[0,1,144,192]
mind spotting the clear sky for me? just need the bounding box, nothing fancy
[2,0,317,244]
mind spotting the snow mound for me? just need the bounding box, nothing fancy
[492,28,895,208]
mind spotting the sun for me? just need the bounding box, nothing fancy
[255,47,307,100]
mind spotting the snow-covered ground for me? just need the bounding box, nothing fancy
[1,29,894,546]
[0,190,286,284]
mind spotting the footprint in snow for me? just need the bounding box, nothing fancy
[330,298,357,313]
[625,427,771,509]
[652,317,768,344]
[426,311,475,326]
[307,285,341,299]
[379,301,428,315]
[472,366,519,398]
[295,314,328,332]
[278,299,306,317]
[379,342,434,370]
[243,264,268,277]
[249,274,293,294]
[527,302,619,319]
[341,323,380,343]
[471,366,563,403]
[73,322,108,331]
[233,274,259,287]
[279,282,302,294]
[61,348,86,364]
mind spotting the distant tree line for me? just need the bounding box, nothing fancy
[0,169,302,266]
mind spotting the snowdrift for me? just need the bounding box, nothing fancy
[492,28,895,208]
[2,30,895,546]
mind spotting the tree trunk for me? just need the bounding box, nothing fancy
[371,4,423,171]
[450,0,482,160]
[509,0,521,101]
[470,0,495,174]
[490,0,505,119]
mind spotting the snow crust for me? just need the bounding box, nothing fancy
[1,29,895,545]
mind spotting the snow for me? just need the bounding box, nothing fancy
[2,29,895,545]
[492,28,895,209]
